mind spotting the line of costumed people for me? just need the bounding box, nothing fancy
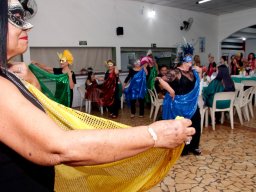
[157,43,202,156]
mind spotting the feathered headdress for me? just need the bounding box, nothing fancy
[177,41,194,64]
[57,50,74,65]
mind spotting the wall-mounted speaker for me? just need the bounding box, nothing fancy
[116,27,124,36]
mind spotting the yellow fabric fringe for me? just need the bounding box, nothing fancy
[25,81,184,192]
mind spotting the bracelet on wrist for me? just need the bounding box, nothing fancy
[147,127,158,147]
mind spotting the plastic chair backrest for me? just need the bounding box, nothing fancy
[243,87,254,103]
[212,92,235,111]
[148,89,156,104]
[241,80,256,87]
[77,84,86,99]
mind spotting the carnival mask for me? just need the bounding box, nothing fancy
[8,1,33,30]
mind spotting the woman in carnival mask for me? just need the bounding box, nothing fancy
[157,43,202,156]
[123,59,148,118]
[0,0,195,191]
[31,49,76,107]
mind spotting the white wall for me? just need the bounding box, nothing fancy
[245,39,256,57]
[218,7,256,42]
[24,0,219,67]
[23,0,256,107]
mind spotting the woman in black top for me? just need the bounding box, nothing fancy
[158,44,202,156]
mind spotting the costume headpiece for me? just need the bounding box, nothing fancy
[57,50,74,65]
[8,1,33,30]
[177,42,194,64]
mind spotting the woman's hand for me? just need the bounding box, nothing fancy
[8,62,29,78]
[149,118,195,148]
[156,77,175,99]
[8,62,41,90]
[168,89,175,99]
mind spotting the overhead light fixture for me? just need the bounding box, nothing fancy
[242,37,246,41]
[147,9,156,18]
[196,0,212,4]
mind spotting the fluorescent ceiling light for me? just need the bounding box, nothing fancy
[196,0,212,4]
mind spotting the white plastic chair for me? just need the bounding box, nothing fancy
[233,83,245,125]
[246,87,255,118]
[241,80,256,107]
[78,84,103,114]
[210,92,236,130]
[148,89,163,121]
[240,86,254,119]
[234,86,252,123]
[120,93,124,109]
[198,95,208,133]
[77,84,86,111]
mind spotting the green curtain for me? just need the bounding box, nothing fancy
[29,64,71,107]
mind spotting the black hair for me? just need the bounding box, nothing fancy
[0,0,8,73]
[221,56,227,62]
[215,65,235,92]
[248,52,255,61]
[159,65,168,70]
[87,71,94,82]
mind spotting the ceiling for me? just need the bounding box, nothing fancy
[127,0,256,16]
[127,0,256,40]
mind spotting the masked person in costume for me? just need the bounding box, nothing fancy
[123,59,148,118]
[157,43,202,156]
[31,50,76,107]
[0,0,196,191]
[141,50,158,103]
[100,60,121,118]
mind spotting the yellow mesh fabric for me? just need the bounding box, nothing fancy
[25,81,184,192]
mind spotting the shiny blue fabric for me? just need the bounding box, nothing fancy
[124,69,147,104]
[162,70,200,120]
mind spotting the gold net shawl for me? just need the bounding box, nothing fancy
[25,81,184,192]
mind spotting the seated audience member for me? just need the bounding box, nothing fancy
[193,55,201,67]
[206,54,217,77]
[219,56,227,66]
[203,65,235,109]
[230,57,240,75]
[155,65,168,99]
[235,52,244,70]
[247,52,256,72]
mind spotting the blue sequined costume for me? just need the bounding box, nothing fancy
[162,69,200,120]
[124,69,147,104]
